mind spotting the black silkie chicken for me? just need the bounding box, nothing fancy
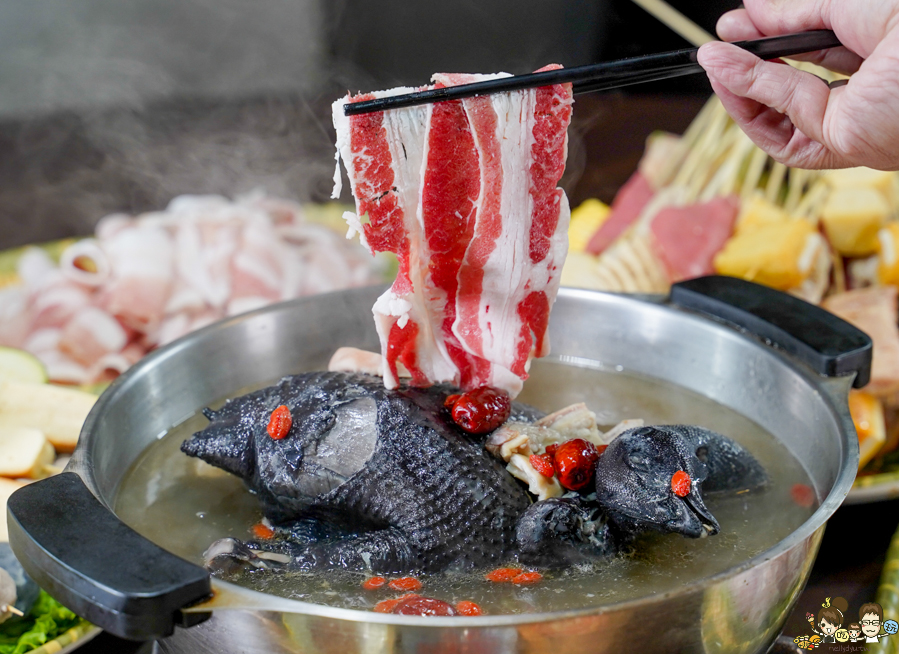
[181,372,767,574]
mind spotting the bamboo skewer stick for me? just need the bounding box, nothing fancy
[680,96,720,148]
[741,148,769,201]
[795,179,830,220]
[690,126,738,201]
[784,168,809,212]
[628,0,715,46]
[765,162,788,204]
[655,96,721,187]
[699,131,756,202]
[672,104,730,188]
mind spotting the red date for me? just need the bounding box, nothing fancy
[449,386,511,434]
[392,596,457,616]
[552,439,599,491]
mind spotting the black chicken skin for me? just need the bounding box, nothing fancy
[182,372,767,575]
[183,372,534,573]
[595,425,768,539]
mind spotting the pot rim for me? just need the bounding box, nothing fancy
[72,285,856,627]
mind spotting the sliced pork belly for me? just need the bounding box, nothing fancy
[0,288,30,349]
[101,224,175,332]
[333,68,573,396]
[58,306,129,367]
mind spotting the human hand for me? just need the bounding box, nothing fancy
[696,0,899,170]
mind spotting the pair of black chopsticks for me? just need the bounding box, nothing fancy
[343,30,842,116]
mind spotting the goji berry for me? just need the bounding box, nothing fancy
[791,483,815,508]
[455,600,483,616]
[671,470,691,497]
[545,443,559,458]
[512,571,543,585]
[451,386,512,434]
[362,576,387,590]
[374,598,402,613]
[485,567,521,583]
[529,453,555,478]
[252,522,274,539]
[388,577,422,592]
[267,405,292,440]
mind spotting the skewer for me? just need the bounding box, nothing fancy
[654,96,723,188]
[699,131,755,202]
[628,0,715,46]
[343,31,842,116]
[689,125,740,201]
[796,180,830,220]
[671,105,730,189]
[742,148,769,201]
[765,162,788,204]
[784,168,811,213]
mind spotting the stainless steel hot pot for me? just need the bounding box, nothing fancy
[7,276,871,654]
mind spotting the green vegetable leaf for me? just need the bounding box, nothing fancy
[0,591,82,654]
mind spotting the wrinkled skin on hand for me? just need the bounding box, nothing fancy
[696,0,899,170]
[182,372,767,575]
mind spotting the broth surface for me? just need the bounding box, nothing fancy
[114,359,816,614]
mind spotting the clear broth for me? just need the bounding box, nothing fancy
[114,359,816,614]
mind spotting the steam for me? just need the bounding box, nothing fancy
[0,0,602,250]
[0,0,327,118]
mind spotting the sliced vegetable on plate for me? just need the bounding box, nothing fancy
[0,382,95,454]
[0,589,91,654]
[0,430,55,481]
[0,348,99,651]
[0,349,46,385]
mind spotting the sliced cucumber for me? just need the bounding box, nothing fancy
[0,348,48,384]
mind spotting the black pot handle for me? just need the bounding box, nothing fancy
[7,472,211,641]
[670,276,873,388]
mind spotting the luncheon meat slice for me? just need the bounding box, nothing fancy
[333,68,573,396]
[649,195,739,282]
[585,172,654,256]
